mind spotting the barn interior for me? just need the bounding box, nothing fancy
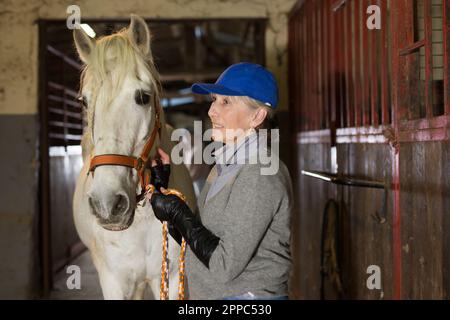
[0,0,449,300]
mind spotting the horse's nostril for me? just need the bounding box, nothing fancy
[112,193,129,216]
[88,195,99,215]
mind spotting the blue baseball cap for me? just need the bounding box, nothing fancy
[191,62,279,108]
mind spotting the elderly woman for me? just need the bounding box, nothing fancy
[151,62,293,300]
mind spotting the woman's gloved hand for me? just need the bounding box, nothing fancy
[150,148,171,192]
[150,148,181,244]
[151,192,220,268]
[151,193,187,223]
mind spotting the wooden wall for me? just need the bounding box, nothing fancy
[288,0,449,300]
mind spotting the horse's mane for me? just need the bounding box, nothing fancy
[79,28,164,160]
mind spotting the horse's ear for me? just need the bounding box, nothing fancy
[127,14,151,56]
[73,28,95,64]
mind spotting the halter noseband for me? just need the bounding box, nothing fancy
[88,106,161,201]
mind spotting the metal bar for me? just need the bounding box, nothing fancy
[332,0,348,12]
[344,3,351,127]
[370,10,380,126]
[338,9,345,128]
[294,17,300,132]
[424,0,433,118]
[398,39,426,56]
[308,2,314,131]
[362,0,371,125]
[49,133,83,141]
[354,0,362,127]
[294,14,300,131]
[347,1,354,127]
[49,107,83,119]
[397,0,416,121]
[301,9,306,131]
[301,170,385,189]
[444,0,449,115]
[302,11,308,131]
[49,121,83,130]
[47,81,79,98]
[288,19,295,131]
[311,1,317,130]
[331,0,337,128]
[381,0,390,124]
[323,0,330,129]
[46,44,82,70]
[318,1,324,129]
[314,1,320,130]
[47,94,81,109]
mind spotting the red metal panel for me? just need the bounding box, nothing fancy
[381,0,390,124]
[424,0,433,118]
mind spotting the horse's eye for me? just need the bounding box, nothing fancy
[135,90,151,106]
[78,96,88,109]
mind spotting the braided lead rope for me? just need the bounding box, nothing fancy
[160,221,169,300]
[162,188,187,300]
[178,239,187,300]
[145,185,187,300]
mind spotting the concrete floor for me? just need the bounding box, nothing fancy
[49,250,103,300]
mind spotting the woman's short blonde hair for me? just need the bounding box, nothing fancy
[230,96,277,130]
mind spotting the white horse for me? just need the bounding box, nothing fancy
[72,15,196,300]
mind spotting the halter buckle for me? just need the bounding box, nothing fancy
[136,157,144,171]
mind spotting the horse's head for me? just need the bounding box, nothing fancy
[74,15,161,231]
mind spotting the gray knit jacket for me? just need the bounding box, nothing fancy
[185,160,293,300]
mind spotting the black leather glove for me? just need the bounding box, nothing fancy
[150,161,181,243]
[150,161,171,192]
[151,193,220,268]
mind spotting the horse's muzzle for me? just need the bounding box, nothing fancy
[97,211,135,231]
[88,190,136,231]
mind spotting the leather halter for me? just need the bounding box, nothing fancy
[88,106,161,201]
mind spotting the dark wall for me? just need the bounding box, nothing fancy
[400,141,450,299]
[292,140,449,299]
[0,115,40,299]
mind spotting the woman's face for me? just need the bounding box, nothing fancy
[208,94,255,144]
